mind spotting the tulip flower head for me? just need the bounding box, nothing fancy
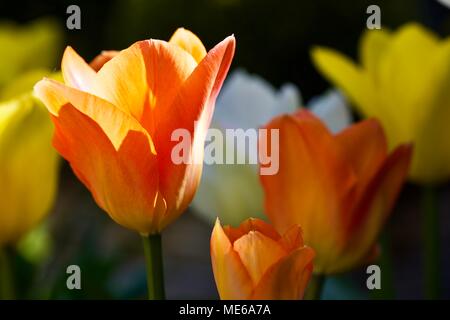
[437,0,450,8]
[0,18,62,88]
[211,218,314,300]
[312,23,450,184]
[0,73,60,246]
[0,18,61,247]
[260,110,412,274]
[34,28,235,235]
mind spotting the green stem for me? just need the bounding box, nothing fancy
[305,274,325,300]
[371,231,395,299]
[422,186,440,299]
[0,247,15,300]
[141,234,165,300]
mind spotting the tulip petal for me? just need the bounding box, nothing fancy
[311,47,375,119]
[211,219,253,299]
[261,110,356,270]
[378,24,441,140]
[308,89,351,134]
[0,18,62,88]
[336,119,387,176]
[335,119,388,206]
[154,36,235,219]
[34,78,154,152]
[169,28,207,63]
[0,69,51,100]
[213,69,300,130]
[335,144,412,272]
[223,218,280,244]
[360,29,391,77]
[93,40,197,121]
[407,38,450,183]
[61,46,97,92]
[252,246,314,300]
[192,160,265,226]
[278,225,304,252]
[89,50,119,71]
[51,104,161,234]
[0,95,59,246]
[233,230,286,285]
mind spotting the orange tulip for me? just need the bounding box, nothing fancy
[34,28,235,235]
[260,110,412,274]
[211,218,314,299]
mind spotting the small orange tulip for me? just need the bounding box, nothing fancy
[34,29,235,235]
[260,110,412,274]
[211,218,314,300]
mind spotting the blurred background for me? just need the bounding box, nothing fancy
[1,0,449,299]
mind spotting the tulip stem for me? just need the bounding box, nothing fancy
[372,231,395,299]
[422,186,440,299]
[305,274,325,300]
[0,247,15,300]
[142,233,165,300]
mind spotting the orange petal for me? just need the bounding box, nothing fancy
[260,110,356,260]
[93,39,197,121]
[154,36,235,218]
[252,246,314,299]
[51,104,161,235]
[211,219,253,299]
[169,28,207,63]
[336,119,387,183]
[223,218,280,244]
[34,78,154,152]
[335,144,412,273]
[89,50,119,71]
[335,119,388,221]
[278,225,304,252]
[61,46,97,91]
[233,230,287,285]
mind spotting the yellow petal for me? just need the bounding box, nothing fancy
[360,28,391,78]
[311,46,375,117]
[406,37,450,183]
[210,219,254,299]
[169,28,207,63]
[377,23,440,141]
[34,78,155,152]
[61,46,97,91]
[0,95,59,246]
[0,18,62,87]
[233,230,286,284]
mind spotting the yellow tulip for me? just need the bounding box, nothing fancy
[0,18,62,247]
[0,74,60,246]
[0,18,62,88]
[312,23,450,184]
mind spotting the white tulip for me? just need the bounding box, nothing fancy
[437,0,450,8]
